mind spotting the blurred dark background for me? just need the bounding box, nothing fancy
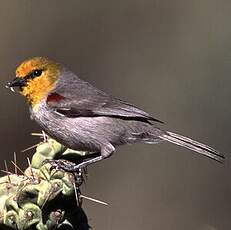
[0,0,231,229]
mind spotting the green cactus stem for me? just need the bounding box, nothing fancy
[0,138,92,230]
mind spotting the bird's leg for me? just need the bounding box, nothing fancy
[46,143,115,173]
[46,159,81,173]
[45,156,103,176]
[43,152,100,170]
[72,156,105,170]
[72,143,115,171]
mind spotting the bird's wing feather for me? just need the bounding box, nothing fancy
[46,72,163,123]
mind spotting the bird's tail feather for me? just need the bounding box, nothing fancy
[159,131,225,163]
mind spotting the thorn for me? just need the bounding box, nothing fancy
[21,144,39,153]
[41,194,50,210]
[39,166,50,181]
[31,131,48,142]
[31,132,44,136]
[41,186,62,210]
[10,161,26,177]
[42,130,48,142]
[80,194,108,206]
[1,170,13,175]
[49,168,59,178]
[13,152,17,175]
[41,190,53,210]
[0,180,11,185]
[4,160,11,184]
[0,178,18,186]
[73,182,80,207]
[27,157,35,181]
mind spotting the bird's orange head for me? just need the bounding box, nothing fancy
[7,57,61,107]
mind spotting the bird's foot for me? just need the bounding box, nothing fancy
[44,159,85,206]
[43,155,104,181]
[44,159,79,171]
[43,159,84,187]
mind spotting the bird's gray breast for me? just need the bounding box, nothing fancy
[30,100,125,152]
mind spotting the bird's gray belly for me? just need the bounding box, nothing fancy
[31,104,161,152]
[31,107,129,151]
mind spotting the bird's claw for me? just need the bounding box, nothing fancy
[43,159,85,187]
[44,159,84,172]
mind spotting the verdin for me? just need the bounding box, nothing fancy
[6,57,225,169]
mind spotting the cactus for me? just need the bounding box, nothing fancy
[0,138,93,230]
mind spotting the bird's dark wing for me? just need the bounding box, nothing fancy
[47,91,163,123]
[46,73,163,123]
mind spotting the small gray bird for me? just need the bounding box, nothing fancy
[7,57,225,169]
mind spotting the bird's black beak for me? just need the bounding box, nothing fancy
[6,77,26,92]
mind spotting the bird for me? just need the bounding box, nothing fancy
[6,57,225,169]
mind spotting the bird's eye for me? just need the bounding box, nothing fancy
[32,69,43,77]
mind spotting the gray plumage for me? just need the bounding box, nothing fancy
[30,69,224,163]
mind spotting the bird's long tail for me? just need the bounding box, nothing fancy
[159,131,225,162]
